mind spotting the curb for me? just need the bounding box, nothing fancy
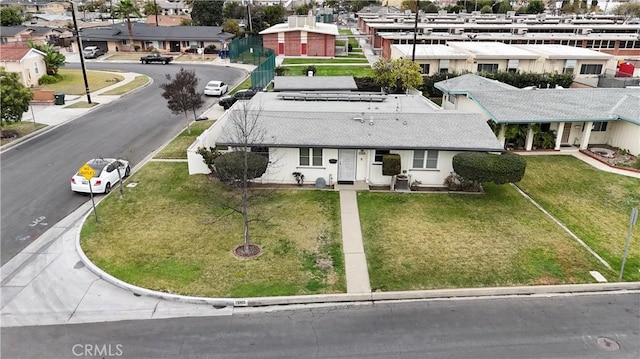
[74,205,640,309]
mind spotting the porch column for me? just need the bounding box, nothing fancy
[554,121,565,150]
[525,124,535,151]
[497,124,506,147]
[580,121,593,150]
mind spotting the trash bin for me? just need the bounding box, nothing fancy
[54,93,65,105]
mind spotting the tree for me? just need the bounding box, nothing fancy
[262,5,285,27]
[295,3,311,15]
[401,0,439,13]
[372,58,423,94]
[114,0,141,51]
[496,1,513,13]
[614,2,640,18]
[207,101,270,257]
[525,0,545,14]
[144,1,162,15]
[28,42,66,75]
[191,0,224,26]
[480,4,492,13]
[222,19,242,37]
[223,1,244,19]
[160,68,203,135]
[1,6,23,26]
[0,67,33,127]
[180,18,192,26]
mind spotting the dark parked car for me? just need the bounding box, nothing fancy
[140,53,173,64]
[218,89,258,110]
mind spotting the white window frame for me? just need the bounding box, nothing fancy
[412,150,439,169]
[299,148,322,167]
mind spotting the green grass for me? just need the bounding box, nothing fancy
[40,69,124,95]
[517,155,640,281]
[101,76,150,95]
[80,162,345,297]
[64,101,99,108]
[281,58,369,65]
[0,121,47,146]
[106,53,147,61]
[154,120,215,159]
[358,184,613,291]
[229,76,252,94]
[283,65,373,77]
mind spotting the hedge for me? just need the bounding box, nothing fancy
[452,152,527,184]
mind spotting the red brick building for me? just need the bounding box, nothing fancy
[260,14,339,57]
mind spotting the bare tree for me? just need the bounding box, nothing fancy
[160,68,203,134]
[201,101,273,257]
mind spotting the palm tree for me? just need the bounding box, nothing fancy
[28,42,66,75]
[114,0,141,51]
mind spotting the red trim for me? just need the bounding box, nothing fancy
[579,149,640,173]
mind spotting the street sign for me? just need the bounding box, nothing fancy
[78,163,95,181]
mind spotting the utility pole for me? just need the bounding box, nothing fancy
[70,1,92,104]
[154,0,159,26]
[411,0,419,62]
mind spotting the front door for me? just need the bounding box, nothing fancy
[170,41,180,52]
[337,149,356,184]
[561,122,571,143]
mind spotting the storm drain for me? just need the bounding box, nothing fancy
[596,337,620,351]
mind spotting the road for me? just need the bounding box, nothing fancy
[0,62,247,264]
[2,292,639,358]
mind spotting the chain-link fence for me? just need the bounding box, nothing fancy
[229,36,275,90]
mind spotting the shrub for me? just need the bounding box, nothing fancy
[382,154,401,176]
[134,45,141,52]
[274,66,288,76]
[196,146,222,172]
[452,152,527,185]
[634,156,640,170]
[38,74,62,85]
[213,151,268,184]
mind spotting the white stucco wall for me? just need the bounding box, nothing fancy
[607,121,640,156]
[186,113,230,175]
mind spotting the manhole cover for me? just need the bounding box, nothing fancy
[596,337,620,351]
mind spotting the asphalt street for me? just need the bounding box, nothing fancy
[0,62,247,264]
[2,292,639,358]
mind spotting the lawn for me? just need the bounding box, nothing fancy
[358,183,613,291]
[101,75,150,95]
[0,121,46,146]
[517,155,640,281]
[154,120,215,159]
[40,69,124,95]
[282,58,369,65]
[105,53,146,61]
[282,65,374,77]
[80,162,345,297]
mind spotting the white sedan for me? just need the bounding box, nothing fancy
[204,80,228,96]
[70,158,130,194]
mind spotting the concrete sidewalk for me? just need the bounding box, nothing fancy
[339,191,371,294]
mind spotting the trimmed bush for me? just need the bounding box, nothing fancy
[453,152,527,185]
[38,74,62,85]
[382,154,401,176]
[213,150,268,184]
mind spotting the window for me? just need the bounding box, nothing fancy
[374,149,390,163]
[592,122,608,132]
[477,63,498,73]
[420,63,430,74]
[34,62,39,74]
[122,39,129,45]
[580,64,603,75]
[439,59,449,73]
[299,148,322,166]
[563,59,576,74]
[412,150,438,169]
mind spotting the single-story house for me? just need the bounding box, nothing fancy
[435,74,640,155]
[187,90,504,188]
[272,76,358,92]
[80,23,233,53]
[0,43,46,87]
[260,14,339,57]
[0,25,70,46]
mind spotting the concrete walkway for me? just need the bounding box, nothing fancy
[339,191,372,294]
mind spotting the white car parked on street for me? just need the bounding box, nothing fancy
[204,80,228,96]
[70,158,130,194]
